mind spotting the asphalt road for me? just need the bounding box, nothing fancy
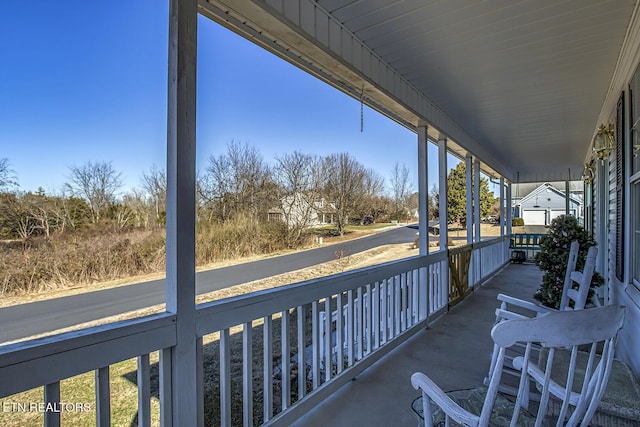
[0,225,418,343]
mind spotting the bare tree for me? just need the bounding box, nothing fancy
[323,153,373,235]
[0,158,18,192]
[272,151,324,247]
[390,162,413,221]
[122,190,152,229]
[0,193,36,241]
[65,161,124,223]
[200,141,272,221]
[140,165,166,225]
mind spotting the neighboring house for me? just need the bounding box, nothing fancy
[268,194,337,228]
[511,182,583,226]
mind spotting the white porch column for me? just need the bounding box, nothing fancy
[438,137,448,251]
[166,0,199,425]
[596,162,608,280]
[506,181,512,236]
[500,177,505,237]
[565,179,570,216]
[418,126,429,255]
[417,126,429,320]
[465,155,473,245]
[473,159,481,243]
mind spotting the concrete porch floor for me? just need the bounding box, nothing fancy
[291,262,543,427]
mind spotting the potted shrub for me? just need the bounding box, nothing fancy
[534,215,603,309]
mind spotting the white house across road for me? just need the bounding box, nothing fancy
[512,182,583,226]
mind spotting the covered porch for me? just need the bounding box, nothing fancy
[1,1,639,426]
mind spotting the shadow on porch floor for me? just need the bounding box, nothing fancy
[291,263,542,427]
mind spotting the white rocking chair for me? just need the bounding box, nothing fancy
[496,242,598,322]
[485,243,598,392]
[411,305,626,427]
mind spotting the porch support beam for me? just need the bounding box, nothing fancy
[506,181,512,236]
[438,137,448,251]
[565,179,570,216]
[418,126,429,255]
[473,159,481,243]
[166,0,199,425]
[500,177,505,237]
[596,162,608,275]
[465,155,473,245]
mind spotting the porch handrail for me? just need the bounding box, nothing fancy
[196,254,435,335]
[0,312,176,398]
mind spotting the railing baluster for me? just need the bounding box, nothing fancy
[220,329,232,427]
[336,293,344,374]
[324,298,332,381]
[404,272,410,329]
[365,284,372,355]
[95,366,110,427]
[394,275,401,336]
[281,309,291,410]
[373,282,380,350]
[243,322,253,427]
[196,337,204,427]
[159,347,173,427]
[137,354,151,427]
[297,305,306,401]
[263,315,273,422]
[381,279,388,344]
[44,381,60,427]
[356,287,364,360]
[311,302,320,389]
[346,291,354,367]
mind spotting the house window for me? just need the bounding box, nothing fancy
[630,65,640,288]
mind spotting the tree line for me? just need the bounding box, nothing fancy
[0,143,422,247]
[0,144,496,247]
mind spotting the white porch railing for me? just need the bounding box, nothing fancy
[194,254,446,427]
[470,237,511,289]
[0,239,509,427]
[0,313,176,427]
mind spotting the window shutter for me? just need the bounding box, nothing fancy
[615,93,625,281]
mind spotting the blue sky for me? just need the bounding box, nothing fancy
[0,2,451,196]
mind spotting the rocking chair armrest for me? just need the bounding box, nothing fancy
[495,308,530,321]
[497,294,552,315]
[411,372,479,427]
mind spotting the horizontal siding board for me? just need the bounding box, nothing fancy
[329,19,341,54]
[300,1,315,36]
[283,0,300,25]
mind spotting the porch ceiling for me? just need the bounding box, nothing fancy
[201,0,638,183]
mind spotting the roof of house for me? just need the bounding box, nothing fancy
[517,183,582,207]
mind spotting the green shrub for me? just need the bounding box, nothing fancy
[512,217,525,226]
[533,215,603,308]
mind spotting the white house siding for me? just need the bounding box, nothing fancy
[604,66,640,378]
[517,184,581,226]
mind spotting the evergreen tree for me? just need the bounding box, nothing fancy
[445,162,495,225]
